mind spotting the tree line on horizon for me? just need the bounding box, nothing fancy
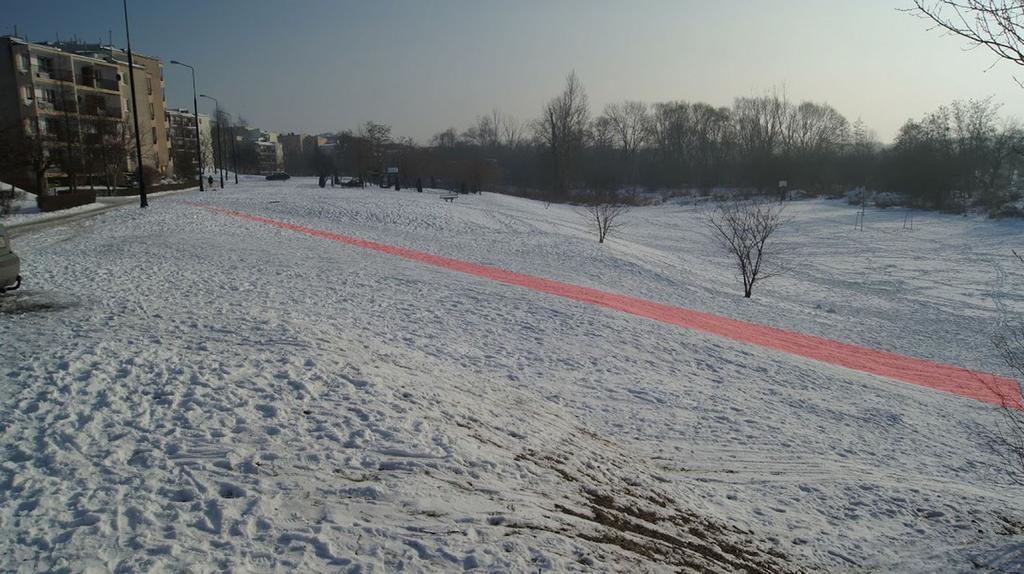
[298,73,1024,214]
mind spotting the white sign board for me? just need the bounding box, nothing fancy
[386,167,399,174]
[778,180,788,188]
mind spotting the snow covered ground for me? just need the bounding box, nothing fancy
[2,178,1023,572]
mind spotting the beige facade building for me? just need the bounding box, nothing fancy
[166,108,212,180]
[57,41,171,176]
[241,128,283,174]
[0,36,170,191]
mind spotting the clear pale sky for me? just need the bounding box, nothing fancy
[4,0,1023,143]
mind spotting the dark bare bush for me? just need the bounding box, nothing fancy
[704,198,787,298]
[0,185,16,216]
[578,190,630,243]
[992,322,1024,485]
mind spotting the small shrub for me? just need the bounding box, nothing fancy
[874,192,906,209]
[990,203,1024,219]
[0,186,16,216]
[846,187,869,205]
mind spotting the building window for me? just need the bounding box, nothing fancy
[152,127,157,144]
[146,76,152,95]
[18,53,29,72]
[149,103,154,120]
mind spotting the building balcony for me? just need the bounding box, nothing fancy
[39,131,75,143]
[77,77,120,92]
[36,100,77,113]
[80,106,123,119]
[34,69,74,83]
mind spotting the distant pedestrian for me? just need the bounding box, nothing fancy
[207,175,214,189]
[416,177,423,193]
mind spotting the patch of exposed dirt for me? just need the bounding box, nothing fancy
[518,447,805,573]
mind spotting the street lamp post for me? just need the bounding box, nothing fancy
[122,0,147,208]
[169,60,203,191]
[200,94,224,189]
[225,112,238,182]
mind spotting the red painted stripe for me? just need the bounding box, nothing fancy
[189,202,1023,410]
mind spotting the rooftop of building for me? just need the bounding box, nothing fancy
[2,36,159,68]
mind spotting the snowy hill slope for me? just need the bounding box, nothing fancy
[2,179,1022,572]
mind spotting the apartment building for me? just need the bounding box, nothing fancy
[278,132,305,174]
[166,108,212,180]
[56,41,171,176]
[0,36,170,191]
[239,128,283,174]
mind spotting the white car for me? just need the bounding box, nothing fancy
[0,224,21,292]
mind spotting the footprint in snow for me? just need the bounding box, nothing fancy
[218,482,246,499]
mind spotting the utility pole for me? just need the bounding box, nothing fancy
[229,118,239,184]
[123,0,147,207]
[170,60,203,191]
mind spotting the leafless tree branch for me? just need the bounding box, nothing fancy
[704,198,788,298]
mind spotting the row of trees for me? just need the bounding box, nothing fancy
[0,81,162,196]
[885,97,1023,211]
[0,107,243,197]
[406,74,1023,212]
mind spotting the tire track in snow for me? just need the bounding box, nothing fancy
[187,201,1023,410]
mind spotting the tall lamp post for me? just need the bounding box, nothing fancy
[122,0,147,208]
[169,60,203,191]
[230,117,239,184]
[200,94,224,188]
[225,112,239,184]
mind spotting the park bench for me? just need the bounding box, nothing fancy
[441,194,458,203]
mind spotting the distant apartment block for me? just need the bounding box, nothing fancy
[166,108,212,179]
[240,128,283,174]
[0,36,170,191]
[278,132,304,174]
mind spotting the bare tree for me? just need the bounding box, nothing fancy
[360,121,392,177]
[0,120,55,196]
[991,325,1024,484]
[590,115,616,150]
[463,110,504,148]
[910,1,1024,84]
[500,113,525,148]
[733,90,789,156]
[534,71,590,198]
[987,249,1024,485]
[782,101,850,154]
[431,127,459,149]
[602,101,652,188]
[603,101,652,157]
[82,119,131,191]
[704,199,787,298]
[0,126,23,212]
[578,190,630,243]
